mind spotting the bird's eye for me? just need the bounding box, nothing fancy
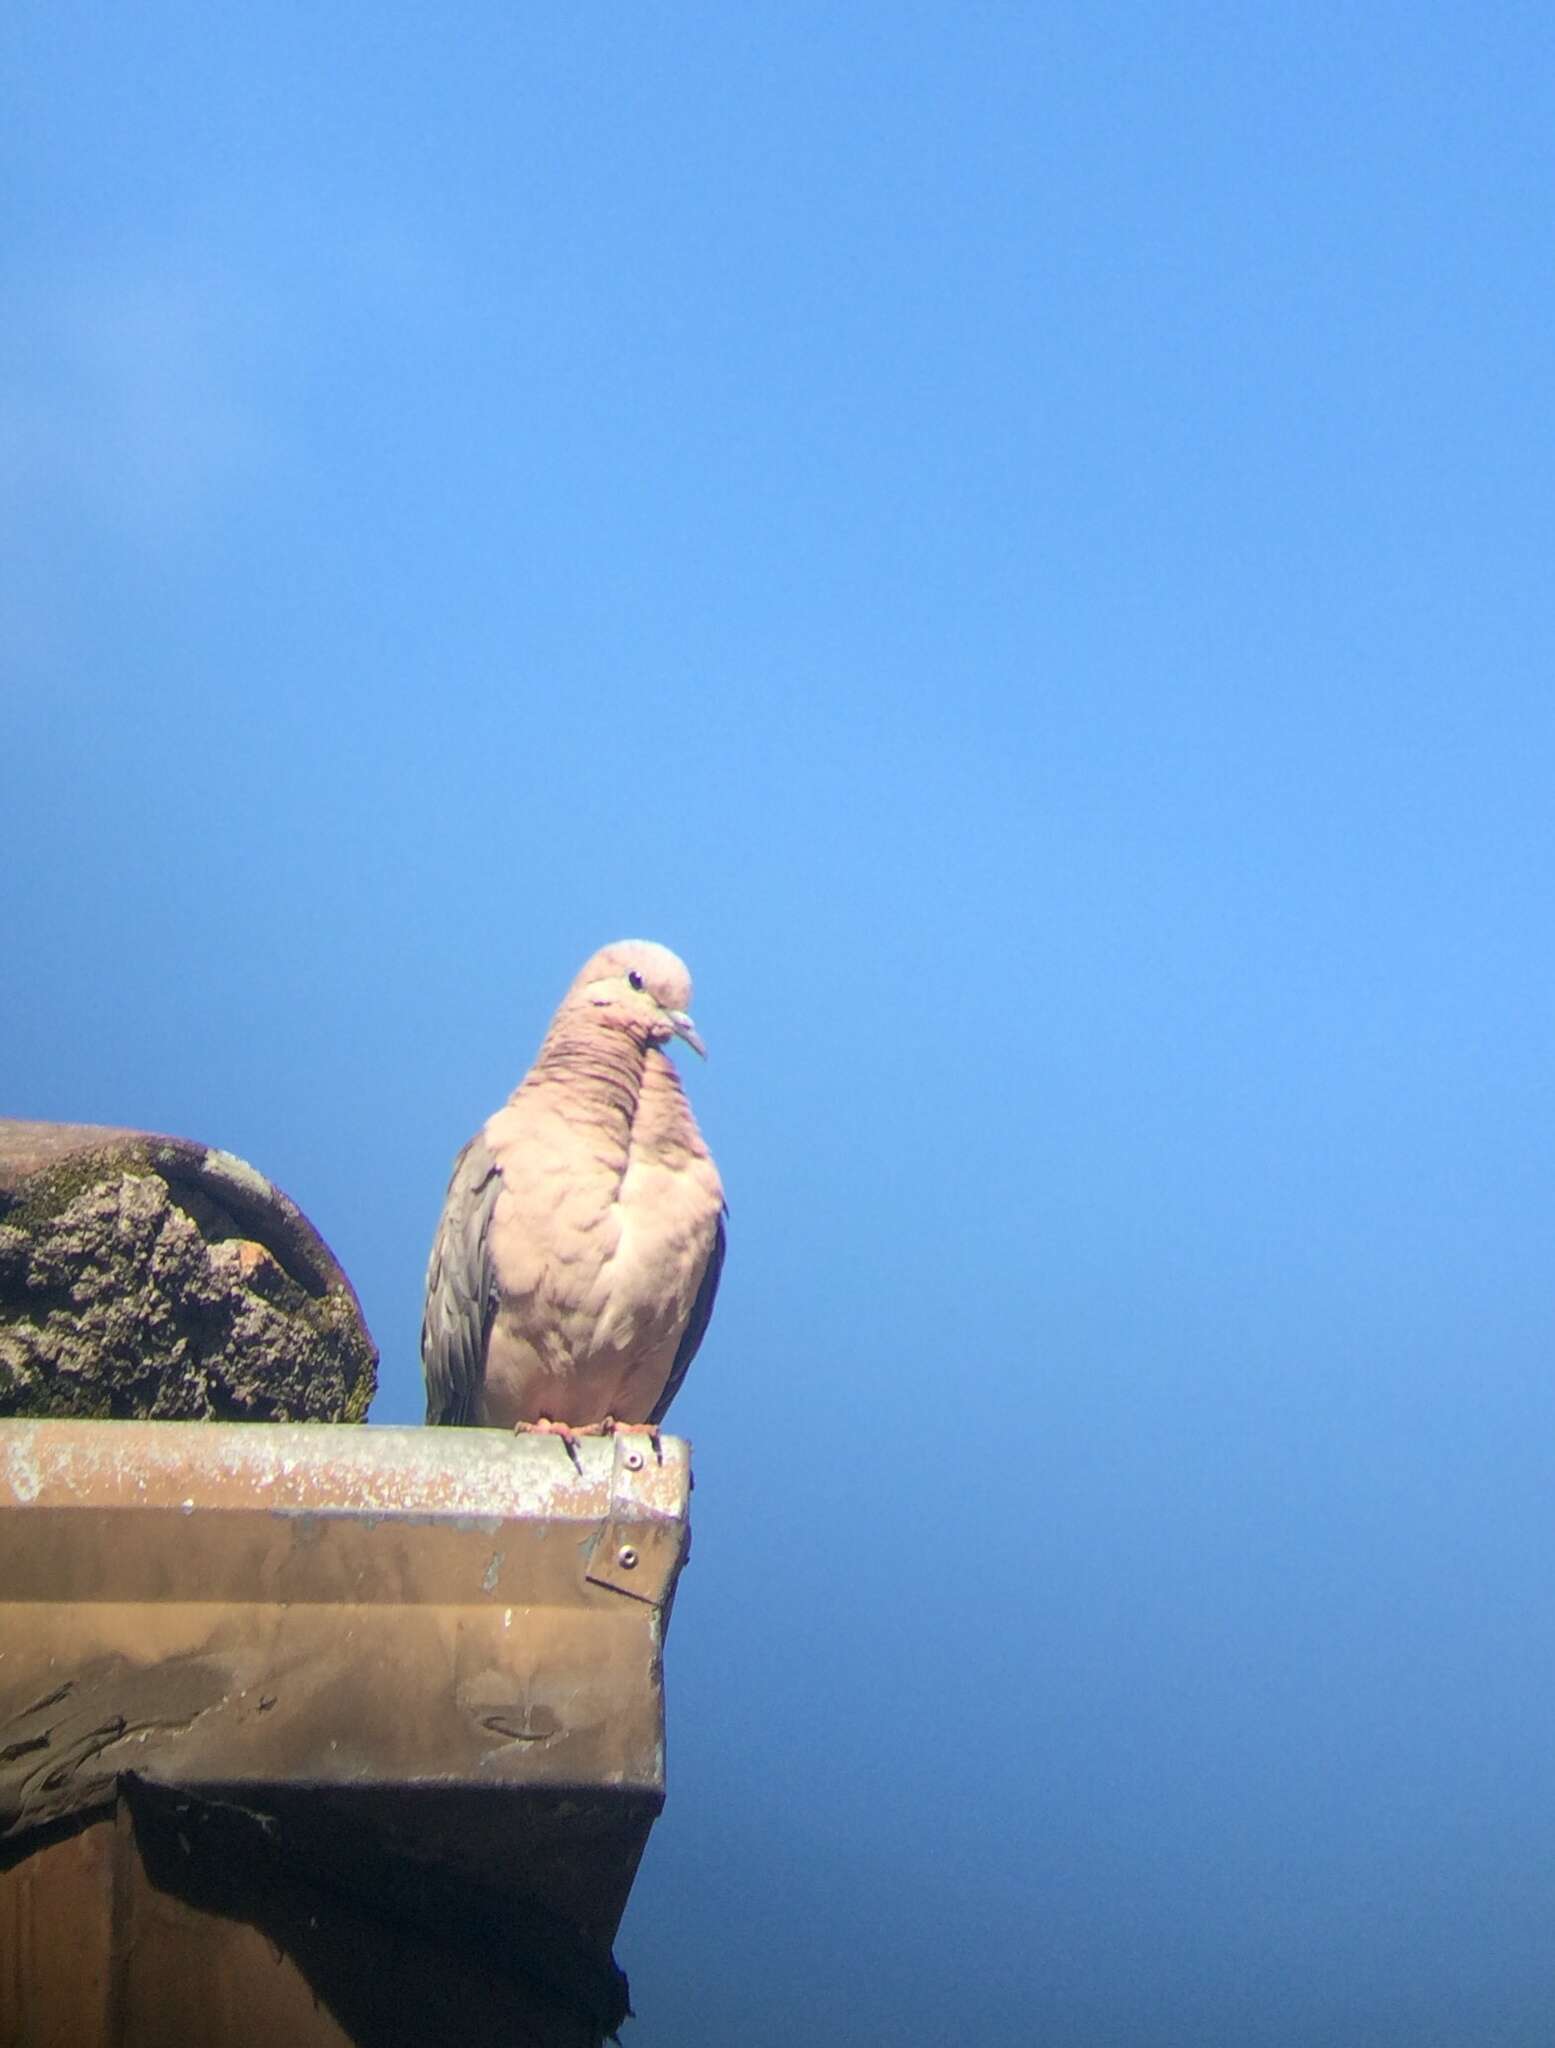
[628,970,645,991]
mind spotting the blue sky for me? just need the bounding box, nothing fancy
[5,5,1555,2041]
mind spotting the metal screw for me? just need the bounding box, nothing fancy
[617,1545,639,1569]
[624,1449,644,1471]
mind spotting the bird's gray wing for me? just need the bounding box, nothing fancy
[421,1130,503,1426]
[648,1205,727,1427]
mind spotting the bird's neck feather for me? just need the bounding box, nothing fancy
[636,1046,704,1159]
[522,1013,649,1136]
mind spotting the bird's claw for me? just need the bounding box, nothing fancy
[599,1416,664,1462]
[515,1417,584,1473]
[512,1415,661,1471]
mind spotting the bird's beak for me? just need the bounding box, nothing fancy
[667,1010,707,1058]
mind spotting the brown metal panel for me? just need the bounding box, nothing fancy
[108,1801,357,2048]
[0,1804,609,2048]
[0,1821,115,2048]
[0,1420,691,2045]
[0,1421,687,1819]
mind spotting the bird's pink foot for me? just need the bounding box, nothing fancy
[555,1416,656,1443]
[511,1416,661,1468]
[599,1416,663,1462]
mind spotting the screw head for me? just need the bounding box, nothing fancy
[617,1545,639,1570]
[624,1450,644,1471]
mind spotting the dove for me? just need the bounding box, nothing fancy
[422,940,725,1437]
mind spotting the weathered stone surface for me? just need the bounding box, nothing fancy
[0,1120,376,1422]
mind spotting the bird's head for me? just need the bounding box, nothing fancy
[567,940,707,1057]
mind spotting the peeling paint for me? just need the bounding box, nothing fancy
[0,1418,688,1526]
[6,1435,41,1505]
